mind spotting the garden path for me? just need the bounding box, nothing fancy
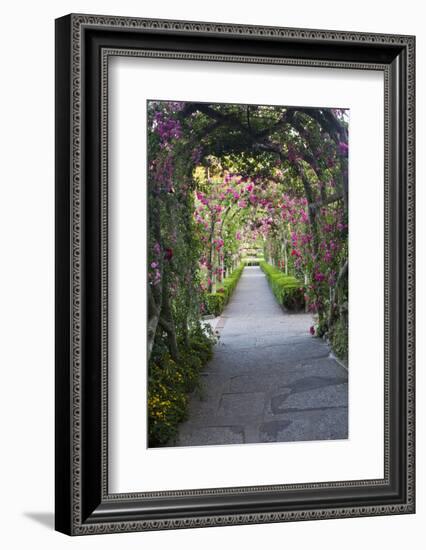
[176,266,348,447]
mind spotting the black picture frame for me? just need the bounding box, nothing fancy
[55,13,415,535]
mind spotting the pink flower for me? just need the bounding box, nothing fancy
[338,141,349,156]
[309,326,315,336]
[214,238,224,249]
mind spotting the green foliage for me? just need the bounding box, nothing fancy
[205,293,225,316]
[220,264,244,303]
[148,354,188,446]
[187,323,215,364]
[148,326,215,446]
[260,261,305,311]
[205,265,244,315]
[329,317,348,363]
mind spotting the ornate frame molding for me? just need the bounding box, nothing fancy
[55,14,415,535]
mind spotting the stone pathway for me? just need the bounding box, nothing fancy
[176,266,348,447]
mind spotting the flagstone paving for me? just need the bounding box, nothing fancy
[176,266,348,447]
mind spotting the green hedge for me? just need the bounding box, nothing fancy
[259,261,305,311]
[243,257,264,266]
[205,264,244,316]
[148,326,215,447]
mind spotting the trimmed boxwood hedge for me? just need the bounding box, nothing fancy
[243,257,264,266]
[205,293,225,317]
[205,264,244,316]
[259,261,305,311]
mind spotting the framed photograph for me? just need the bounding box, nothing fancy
[55,14,415,535]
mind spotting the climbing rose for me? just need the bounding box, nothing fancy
[324,251,332,263]
[164,248,173,261]
[338,141,349,156]
[314,272,325,282]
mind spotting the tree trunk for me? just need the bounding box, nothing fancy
[282,228,289,274]
[147,284,162,361]
[182,280,191,349]
[327,259,348,330]
[298,167,319,256]
[208,216,215,292]
[339,157,349,214]
[147,195,164,361]
[160,271,179,362]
